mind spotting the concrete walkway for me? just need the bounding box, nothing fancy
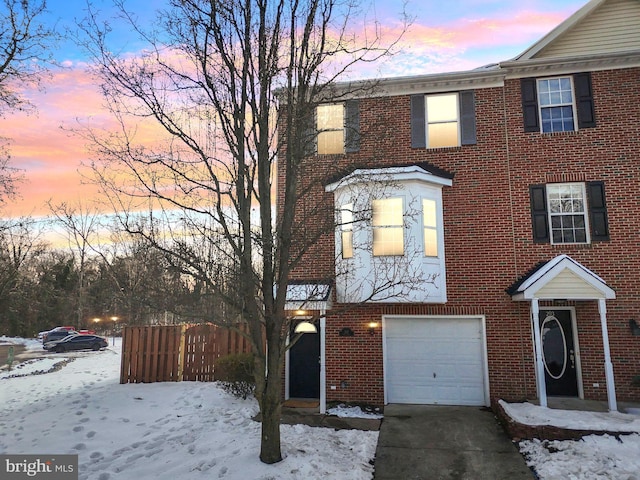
[374,405,534,480]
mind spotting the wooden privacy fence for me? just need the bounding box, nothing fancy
[120,324,252,384]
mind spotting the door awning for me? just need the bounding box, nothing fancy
[507,254,615,301]
[284,281,332,311]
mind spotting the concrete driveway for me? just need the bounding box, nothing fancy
[374,405,534,480]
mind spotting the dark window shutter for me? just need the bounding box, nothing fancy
[574,72,596,129]
[530,184,549,243]
[588,181,609,241]
[345,100,360,153]
[411,94,426,148]
[459,90,477,145]
[521,78,540,133]
[301,108,317,156]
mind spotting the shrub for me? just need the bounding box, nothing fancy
[214,353,255,399]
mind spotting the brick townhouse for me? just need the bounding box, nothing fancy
[280,0,640,413]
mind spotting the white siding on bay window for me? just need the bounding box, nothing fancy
[328,168,450,304]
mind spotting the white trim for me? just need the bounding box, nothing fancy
[546,182,591,244]
[285,334,291,401]
[598,299,618,411]
[325,165,452,193]
[531,300,547,407]
[425,92,461,148]
[318,70,505,101]
[285,313,325,410]
[512,254,616,300]
[536,77,580,136]
[320,316,326,414]
[532,306,584,401]
[382,314,490,406]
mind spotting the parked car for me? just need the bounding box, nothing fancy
[44,334,108,353]
[42,329,78,344]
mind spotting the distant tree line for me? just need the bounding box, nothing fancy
[0,213,238,337]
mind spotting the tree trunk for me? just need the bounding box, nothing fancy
[259,372,283,464]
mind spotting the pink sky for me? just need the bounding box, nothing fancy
[0,3,579,218]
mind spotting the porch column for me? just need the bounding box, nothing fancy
[598,299,618,412]
[320,314,326,414]
[531,299,547,407]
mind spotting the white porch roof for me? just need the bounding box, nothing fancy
[284,282,332,311]
[510,254,616,301]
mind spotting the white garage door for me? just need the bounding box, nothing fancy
[384,316,487,406]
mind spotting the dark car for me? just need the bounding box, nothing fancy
[44,334,108,353]
[42,329,78,344]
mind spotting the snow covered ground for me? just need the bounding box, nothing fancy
[502,400,640,479]
[2,335,640,480]
[0,337,377,480]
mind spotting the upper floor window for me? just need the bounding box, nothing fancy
[315,101,360,155]
[422,198,438,256]
[547,183,588,243]
[538,77,576,133]
[372,197,404,256]
[411,91,476,149]
[521,72,596,133]
[317,104,344,154]
[340,203,354,259]
[426,93,459,148]
[530,181,609,245]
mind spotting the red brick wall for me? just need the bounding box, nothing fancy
[280,67,640,407]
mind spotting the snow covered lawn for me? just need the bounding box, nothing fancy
[3,335,640,480]
[0,337,377,480]
[501,400,640,479]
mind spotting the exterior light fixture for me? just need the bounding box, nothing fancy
[368,322,379,335]
[110,316,119,346]
[294,321,317,334]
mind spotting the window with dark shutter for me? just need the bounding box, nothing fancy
[521,78,540,132]
[302,109,317,156]
[459,90,477,145]
[411,94,426,148]
[587,181,609,241]
[345,100,360,153]
[530,184,549,243]
[574,72,596,129]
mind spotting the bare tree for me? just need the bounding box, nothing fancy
[48,200,101,328]
[0,217,48,334]
[0,0,55,112]
[78,0,407,463]
[0,0,57,204]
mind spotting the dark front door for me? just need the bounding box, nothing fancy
[540,309,579,397]
[289,331,320,399]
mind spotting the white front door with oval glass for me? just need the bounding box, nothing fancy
[540,309,579,397]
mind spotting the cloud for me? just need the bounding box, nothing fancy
[370,8,573,75]
[0,64,170,217]
[1,4,578,217]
